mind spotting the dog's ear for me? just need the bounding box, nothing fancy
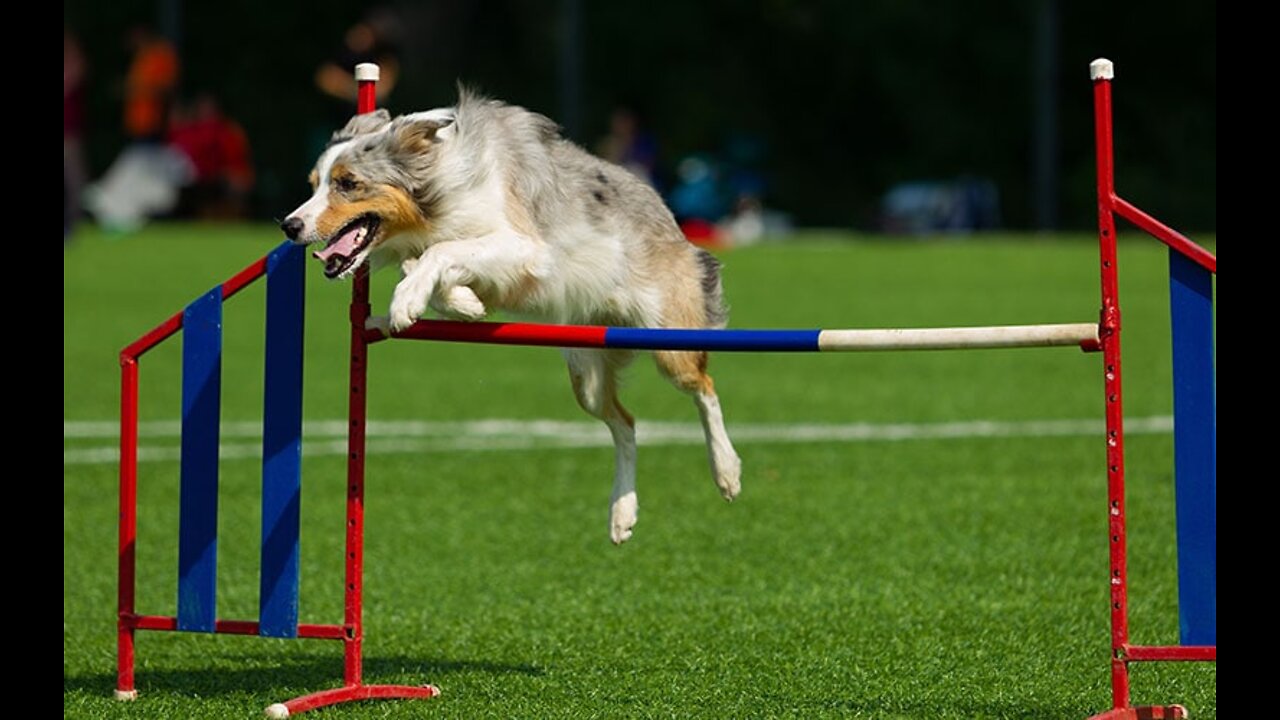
[390,115,455,152]
[331,109,392,144]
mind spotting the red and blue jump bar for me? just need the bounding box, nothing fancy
[371,319,1100,352]
[376,320,822,351]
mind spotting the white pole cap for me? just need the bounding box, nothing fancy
[355,63,381,82]
[1090,58,1114,81]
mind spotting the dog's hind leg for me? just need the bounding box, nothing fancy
[654,351,741,502]
[564,348,638,544]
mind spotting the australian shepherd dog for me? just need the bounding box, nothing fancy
[282,90,741,544]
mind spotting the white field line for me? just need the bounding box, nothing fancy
[63,416,1173,466]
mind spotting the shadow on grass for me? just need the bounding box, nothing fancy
[64,655,543,698]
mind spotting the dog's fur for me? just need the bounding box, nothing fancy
[284,89,741,544]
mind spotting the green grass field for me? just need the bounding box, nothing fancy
[64,225,1215,719]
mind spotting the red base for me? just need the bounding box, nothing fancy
[272,683,440,716]
[1087,705,1187,720]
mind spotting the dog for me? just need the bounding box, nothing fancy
[281,89,741,544]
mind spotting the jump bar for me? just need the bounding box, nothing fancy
[376,320,1099,352]
[817,323,1100,351]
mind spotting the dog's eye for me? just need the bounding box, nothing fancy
[335,177,359,192]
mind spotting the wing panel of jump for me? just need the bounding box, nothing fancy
[259,242,306,638]
[1169,249,1216,646]
[178,288,223,633]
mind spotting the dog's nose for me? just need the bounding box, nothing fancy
[280,217,305,241]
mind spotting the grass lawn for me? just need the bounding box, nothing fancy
[64,225,1215,719]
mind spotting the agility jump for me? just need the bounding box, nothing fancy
[114,60,1214,717]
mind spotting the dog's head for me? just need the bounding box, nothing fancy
[281,109,456,279]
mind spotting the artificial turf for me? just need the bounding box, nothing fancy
[64,225,1215,718]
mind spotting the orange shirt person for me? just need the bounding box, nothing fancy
[124,26,179,140]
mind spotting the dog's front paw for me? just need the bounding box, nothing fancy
[389,301,425,332]
[433,286,487,321]
[609,492,638,545]
[364,315,391,336]
[389,276,433,332]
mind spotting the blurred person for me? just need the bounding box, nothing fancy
[315,18,399,112]
[718,131,768,245]
[84,144,191,232]
[168,94,255,219]
[64,30,87,242]
[596,106,659,188]
[123,25,179,141]
[309,15,401,160]
[669,154,728,248]
[83,25,184,232]
[880,177,1001,235]
[669,154,727,222]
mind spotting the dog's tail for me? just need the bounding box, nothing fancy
[696,249,729,329]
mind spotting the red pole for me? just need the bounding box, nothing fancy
[116,355,140,700]
[357,68,377,120]
[343,62,379,688]
[1092,58,1130,712]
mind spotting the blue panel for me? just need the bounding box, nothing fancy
[604,327,821,352]
[178,288,222,633]
[259,242,306,638]
[1169,249,1215,646]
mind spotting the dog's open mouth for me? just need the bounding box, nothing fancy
[313,215,381,279]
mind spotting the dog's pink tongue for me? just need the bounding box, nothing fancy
[313,226,362,262]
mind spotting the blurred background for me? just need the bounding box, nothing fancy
[64,0,1216,240]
